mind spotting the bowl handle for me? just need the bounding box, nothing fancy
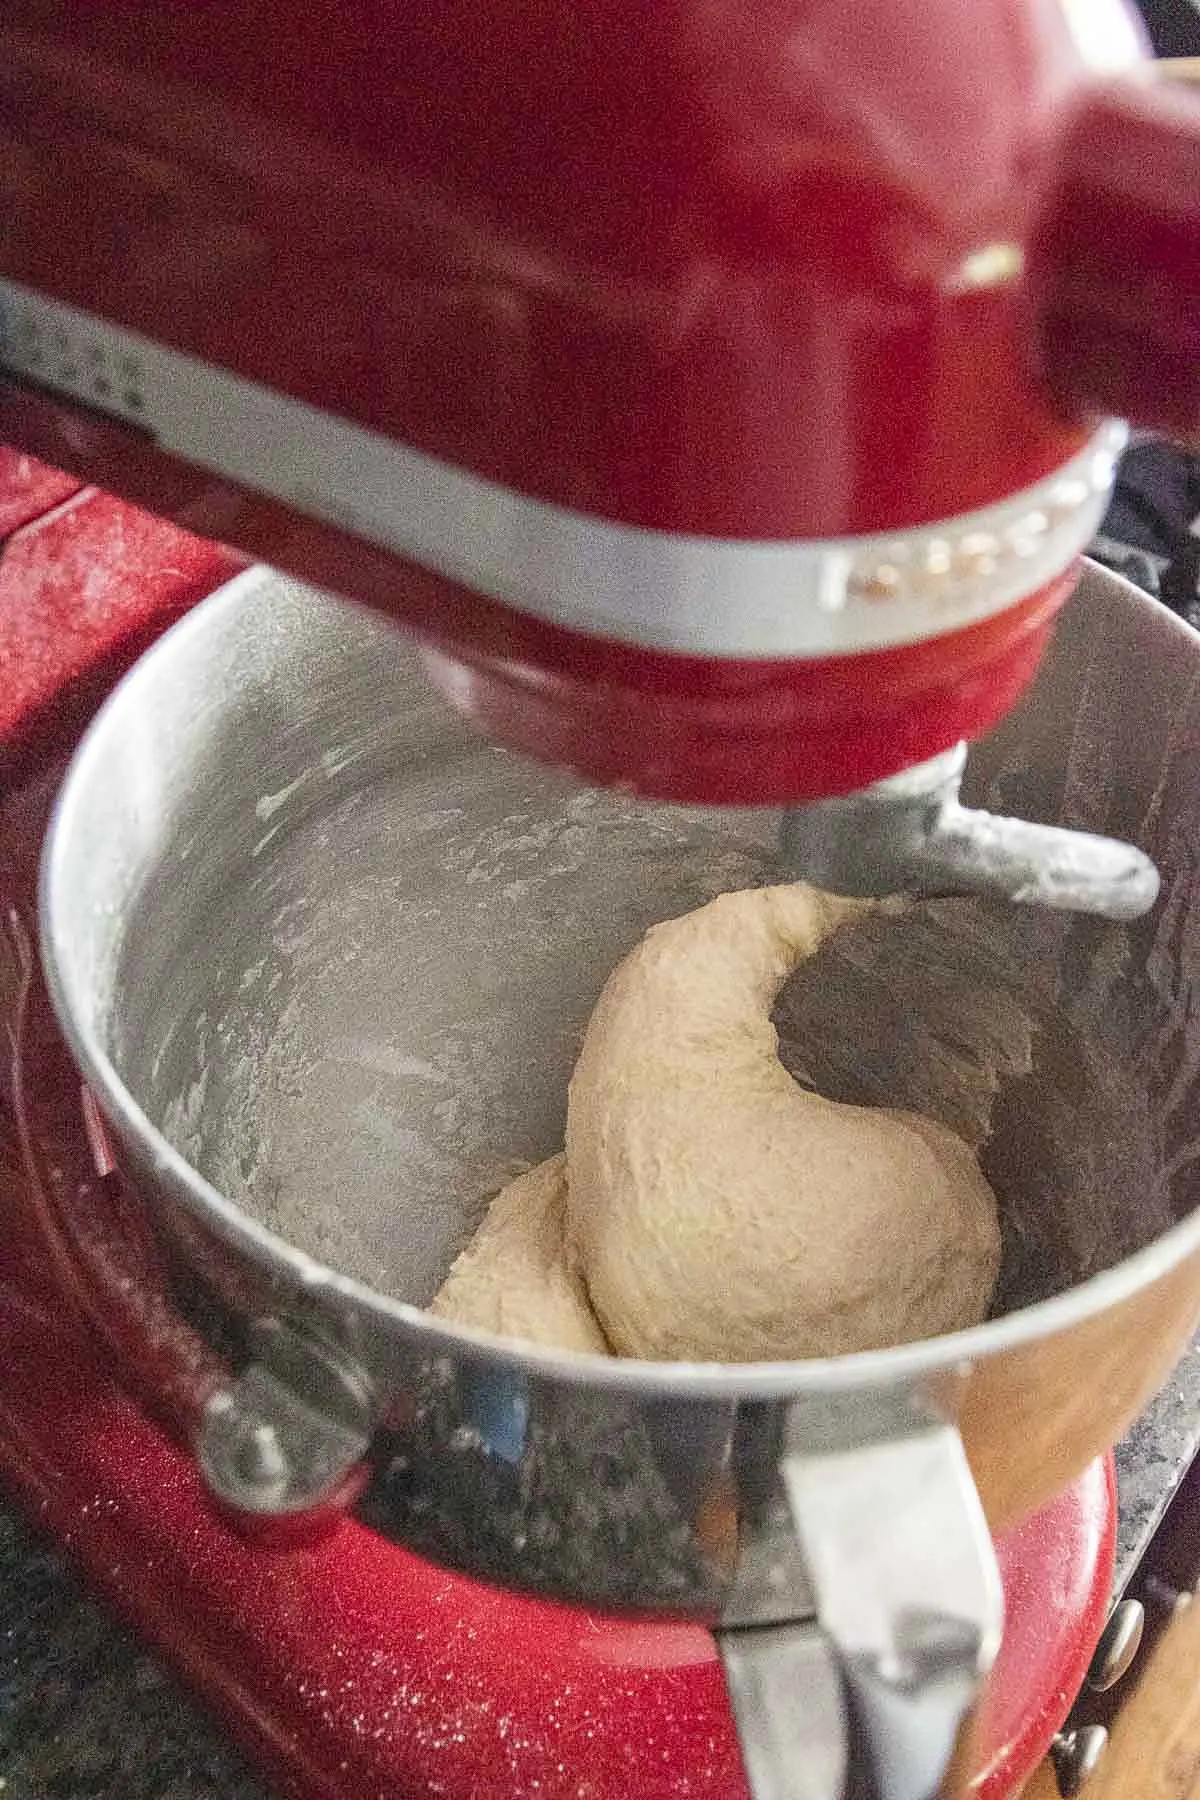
[717,1424,1002,1800]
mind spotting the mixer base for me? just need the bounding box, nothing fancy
[0,1272,1114,1800]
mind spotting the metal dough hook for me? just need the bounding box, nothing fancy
[779,743,1160,921]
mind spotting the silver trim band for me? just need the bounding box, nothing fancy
[0,277,1124,658]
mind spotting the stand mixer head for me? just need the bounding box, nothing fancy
[2,2,1199,913]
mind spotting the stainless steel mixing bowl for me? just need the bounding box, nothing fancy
[38,561,1200,1799]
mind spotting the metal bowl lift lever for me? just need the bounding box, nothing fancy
[719,1424,1002,1800]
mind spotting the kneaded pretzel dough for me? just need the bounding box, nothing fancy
[430,1154,609,1354]
[433,883,1001,1361]
[565,883,1000,1361]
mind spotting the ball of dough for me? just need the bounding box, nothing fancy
[563,883,1001,1361]
[430,1154,610,1354]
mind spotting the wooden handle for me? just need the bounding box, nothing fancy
[1023,1596,1200,1799]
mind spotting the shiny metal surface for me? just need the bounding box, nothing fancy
[1050,1725,1109,1796]
[778,742,1159,920]
[781,1427,1000,1800]
[197,1323,375,1515]
[719,1623,850,1800]
[1084,1599,1144,1694]
[35,563,1200,1797]
[718,1424,1000,1800]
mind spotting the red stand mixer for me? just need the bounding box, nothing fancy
[4,0,1199,811]
[0,453,1125,1800]
[4,3,1200,1797]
